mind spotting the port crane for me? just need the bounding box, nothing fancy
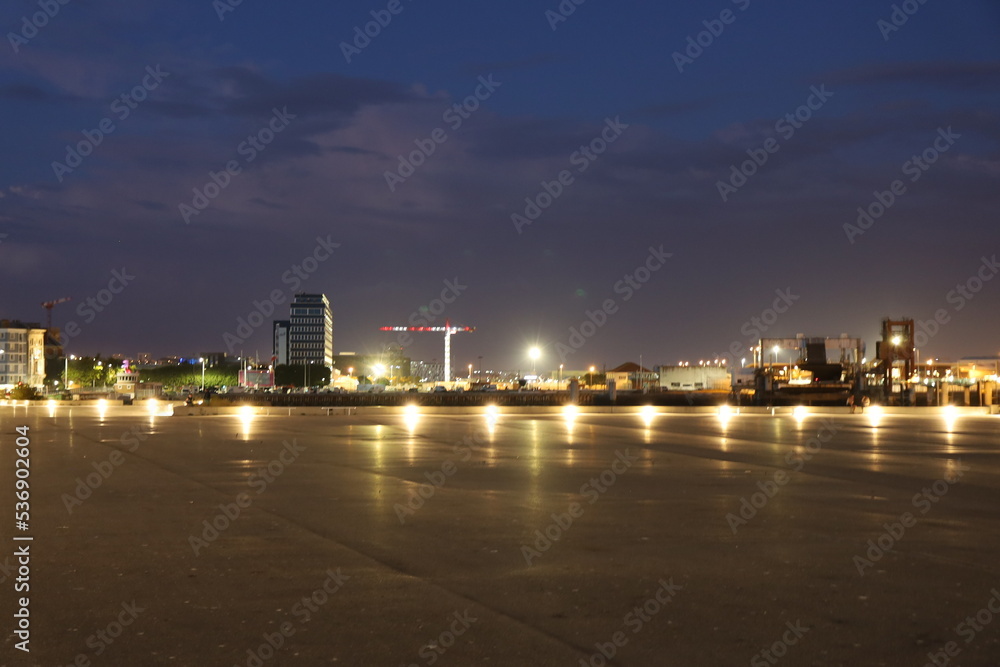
[378,320,475,382]
[41,297,71,330]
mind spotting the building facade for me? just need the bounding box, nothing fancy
[273,320,290,365]
[274,294,333,368]
[0,320,47,389]
[658,365,731,391]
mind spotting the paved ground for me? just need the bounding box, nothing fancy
[1,404,999,666]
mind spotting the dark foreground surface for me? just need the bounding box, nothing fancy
[1,405,999,666]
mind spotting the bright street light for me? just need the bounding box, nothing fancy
[529,347,540,375]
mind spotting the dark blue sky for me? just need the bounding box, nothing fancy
[1,0,998,370]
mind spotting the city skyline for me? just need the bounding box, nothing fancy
[1,1,998,369]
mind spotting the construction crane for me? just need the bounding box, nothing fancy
[41,297,71,330]
[379,320,475,383]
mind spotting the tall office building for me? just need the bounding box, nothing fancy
[274,294,333,368]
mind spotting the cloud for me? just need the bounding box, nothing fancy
[824,61,1000,90]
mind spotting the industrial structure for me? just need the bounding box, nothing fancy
[736,332,866,404]
[378,320,474,383]
[41,297,71,331]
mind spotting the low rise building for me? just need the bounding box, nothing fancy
[0,320,46,389]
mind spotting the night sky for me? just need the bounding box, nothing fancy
[1,0,998,370]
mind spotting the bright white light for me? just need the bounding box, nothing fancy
[793,406,808,422]
[718,404,733,427]
[943,405,958,432]
[403,403,420,433]
[147,399,159,414]
[640,405,656,426]
[867,405,883,428]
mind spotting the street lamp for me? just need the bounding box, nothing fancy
[65,354,76,389]
[559,363,564,389]
[199,357,206,391]
[468,363,472,382]
[529,347,540,375]
[589,365,595,387]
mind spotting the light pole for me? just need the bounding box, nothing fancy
[559,364,564,389]
[589,365,595,387]
[65,354,76,390]
[529,347,540,376]
[199,357,206,391]
[467,363,472,383]
[772,346,780,391]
